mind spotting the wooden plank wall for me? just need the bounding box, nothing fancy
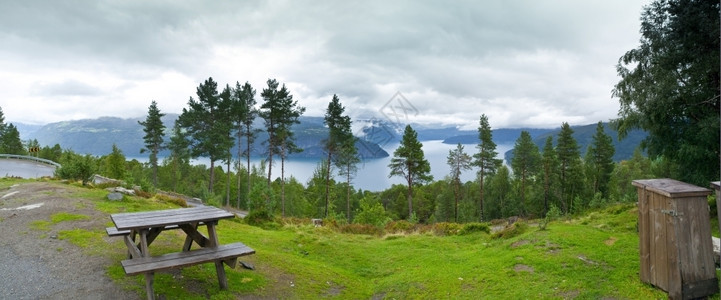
[636,179,718,299]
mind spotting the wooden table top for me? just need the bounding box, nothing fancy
[111,206,234,231]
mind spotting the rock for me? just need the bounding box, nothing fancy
[239,261,255,270]
[107,192,123,201]
[105,187,136,196]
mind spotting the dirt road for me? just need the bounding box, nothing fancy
[0,181,138,300]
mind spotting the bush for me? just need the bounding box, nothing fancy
[353,194,391,227]
[459,222,491,235]
[539,204,562,231]
[135,189,153,198]
[245,210,275,227]
[491,222,528,239]
[55,153,96,185]
[432,222,462,236]
[154,194,188,207]
[339,223,383,236]
[385,220,415,234]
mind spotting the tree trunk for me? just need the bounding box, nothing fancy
[407,173,413,219]
[454,180,459,222]
[267,151,273,186]
[237,132,242,208]
[246,124,252,209]
[172,157,178,192]
[281,150,286,218]
[226,157,231,207]
[152,145,158,187]
[521,171,526,217]
[209,159,215,194]
[346,165,351,223]
[479,166,485,222]
[325,152,332,218]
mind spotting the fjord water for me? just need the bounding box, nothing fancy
[135,141,512,192]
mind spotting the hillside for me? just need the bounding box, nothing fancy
[442,128,554,145]
[441,123,646,163]
[20,115,389,159]
[0,179,669,299]
[502,123,647,162]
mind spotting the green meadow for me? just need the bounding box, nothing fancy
[21,179,685,299]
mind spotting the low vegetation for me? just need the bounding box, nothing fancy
[19,178,686,299]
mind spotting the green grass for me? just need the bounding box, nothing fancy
[51,212,90,223]
[205,204,669,299]
[20,180,696,299]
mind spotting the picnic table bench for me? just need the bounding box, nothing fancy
[109,206,255,300]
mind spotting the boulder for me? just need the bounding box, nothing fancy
[105,187,136,196]
[107,192,123,201]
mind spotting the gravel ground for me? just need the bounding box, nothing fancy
[0,182,138,300]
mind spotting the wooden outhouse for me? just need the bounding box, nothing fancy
[633,179,718,299]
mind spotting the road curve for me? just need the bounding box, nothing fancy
[0,159,56,178]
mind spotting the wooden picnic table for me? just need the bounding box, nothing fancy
[110,206,254,300]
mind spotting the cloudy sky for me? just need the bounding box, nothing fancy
[0,0,648,129]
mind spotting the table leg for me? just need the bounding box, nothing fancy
[182,222,199,251]
[139,229,155,300]
[127,230,137,259]
[206,222,229,290]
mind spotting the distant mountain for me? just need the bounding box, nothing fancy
[442,128,555,145]
[21,115,389,159]
[502,123,647,163]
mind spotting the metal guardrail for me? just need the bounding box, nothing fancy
[0,154,61,168]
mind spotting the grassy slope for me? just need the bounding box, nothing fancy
[19,179,700,299]
[219,205,665,299]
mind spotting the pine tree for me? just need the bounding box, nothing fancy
[337,134,359,222]
[106,144,126,180]
[0,106,7,135]
[447,143,472,222]
[178,77,232,194]
[585,122,616,199]
[138,100,166,187]
[389,125,432,219]
[472,114,502,221]
[541,136,559,215]
[259,79,305,217]
[323,94,356,219]
[231,81,258,208]
[510,131,541,216]
[166,121,190,192]
[0,124,24,155]
[556,122,584,213]
[218,85,236,206]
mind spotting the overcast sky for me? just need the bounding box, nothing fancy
[0,0,648,130]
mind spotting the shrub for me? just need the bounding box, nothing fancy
[539,204,562,230]
[154,194,188,207]
[385,220,415,234]
[245,210,275,227]
[432,222,462,236]
[459,222,491,235]
[339,223,383,236]
[353,194,391,227]
[492,222,528,239]
[135,189,153,199]
[280,217,312,227]
[55,153,96,185]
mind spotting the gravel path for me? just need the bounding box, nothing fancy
[0,182,138,300]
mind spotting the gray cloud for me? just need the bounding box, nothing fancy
[0,0,648,128]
